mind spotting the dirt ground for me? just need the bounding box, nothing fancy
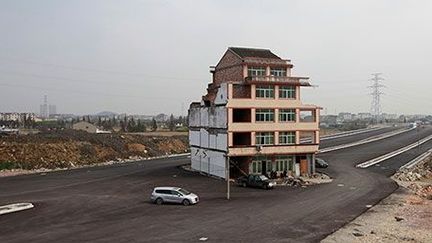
[322,156,432,243]
[0,130,188,171]
[127,131,188,137]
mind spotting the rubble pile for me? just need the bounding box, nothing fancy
[393,155,432,200]
[0,130,188,170]
[393,156,432,182]
[280,176,310,187]
[407,183,432,200]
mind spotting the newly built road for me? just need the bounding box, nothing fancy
[1,126,431,242]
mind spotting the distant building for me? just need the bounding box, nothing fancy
[39,95,57,119]
[72,121,111,134]
[189,47,320,179]
[0,112,37,123]
[155,113,169,122]
[357,113,372,120]
[49,105,57,117]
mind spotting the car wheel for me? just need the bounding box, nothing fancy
[155,198,163,205]
[182,199,191,206]
[242,182,247,187]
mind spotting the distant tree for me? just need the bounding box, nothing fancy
[120,120,126,132]
[169,114,175,131]
[127,117,136,132]
[136,119,146,132]
[151,118,157,131]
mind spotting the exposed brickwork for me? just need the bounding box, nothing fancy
[213,50,243,85]
[232,84,251,98]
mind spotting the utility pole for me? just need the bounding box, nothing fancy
[368,73,385,123]
[225,156,230,200]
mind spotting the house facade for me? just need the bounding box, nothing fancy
[189,47,320,179]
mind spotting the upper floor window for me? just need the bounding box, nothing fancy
[279,131,296,144]
[255,132,274,145]
[256,109,275,122]
[248,67,266,77]
[279,109,296,122]
[279,86,296,99]
[270,68,287,77]
[256,85,274,98]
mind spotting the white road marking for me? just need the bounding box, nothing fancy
[356,134,432,168]
[0,203,34,215]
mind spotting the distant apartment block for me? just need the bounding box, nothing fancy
[39,95,57,119]
[189,47,320,179]
[0,112,37,122]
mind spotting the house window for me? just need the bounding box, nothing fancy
[256,85,274,98]
[279,86,296,99]
[275,155,294,172]
[250,161,262,174]
[248,67,266,77]
[255,109,274,122]
[255,132,274,145]
[279,109,296,122]
[279,131,296,145]
[270,68,287,77]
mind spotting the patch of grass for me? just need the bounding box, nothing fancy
[0,161,21,170]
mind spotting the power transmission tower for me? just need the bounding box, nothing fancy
[368,73,385,123]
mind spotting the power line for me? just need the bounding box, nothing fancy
[0,56,206,81]
[0,81,181,101]
[368,73,385,122]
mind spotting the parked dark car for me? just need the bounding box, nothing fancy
[237,174,276,189]
[315,158,329,168]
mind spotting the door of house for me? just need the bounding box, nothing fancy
[300,159,308,175]
[261,161,267,175]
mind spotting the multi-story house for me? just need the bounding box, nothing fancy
[189,47,320,179]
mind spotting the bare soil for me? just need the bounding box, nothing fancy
[0,130,188,171]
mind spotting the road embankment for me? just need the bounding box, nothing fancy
[0,130,188,175]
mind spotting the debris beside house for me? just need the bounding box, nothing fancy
[275,173,332,187]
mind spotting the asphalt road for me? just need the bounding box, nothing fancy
[319,126,399,148]
[1,126,432,242]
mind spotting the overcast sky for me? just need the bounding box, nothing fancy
[0,0,431,116]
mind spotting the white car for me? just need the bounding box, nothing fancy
[150,187,199,206]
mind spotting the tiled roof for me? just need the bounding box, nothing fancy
[229,47,281,59]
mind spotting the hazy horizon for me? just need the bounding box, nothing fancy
[1,0,431,116]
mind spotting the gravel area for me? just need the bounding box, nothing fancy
[322,155,432,243]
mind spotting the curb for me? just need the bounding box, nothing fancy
[0,153,191,178]
[0,203,34,215]
[320,126,384,141]
[400,149,432,170]
[357,134,432,168]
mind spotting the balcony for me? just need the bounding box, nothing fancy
[228,144,319,157]
[245,76,311,86]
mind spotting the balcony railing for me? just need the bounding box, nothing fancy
[245,76,311,86]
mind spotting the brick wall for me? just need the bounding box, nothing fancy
[213,50,243,85]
